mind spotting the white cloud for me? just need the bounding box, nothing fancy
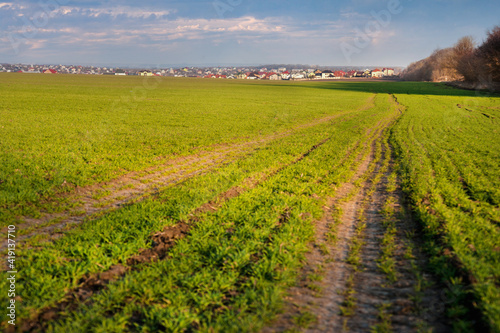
[25,39,46,49]
[339,10,368,19]
[1,3,173,19]
[0,2,27,10]
[55,6,173,19]
[1,1,402,65]
[16,16,288,50]
[371,30,396,45]
[103,16,288,42]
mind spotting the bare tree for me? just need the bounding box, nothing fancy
[402,25,499,87]
[477,26,500,82]
[402,48,458,82]
[446,36,477,82]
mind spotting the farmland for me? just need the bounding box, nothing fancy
[0,74,499,332]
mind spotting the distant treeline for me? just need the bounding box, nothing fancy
[402,25,499,87]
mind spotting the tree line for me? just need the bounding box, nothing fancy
[402,25,499,87]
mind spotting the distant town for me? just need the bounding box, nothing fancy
[0,63,402,80]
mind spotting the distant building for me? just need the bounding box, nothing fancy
[246,73,259,80]
[334,70,346,77]
[382,68,395,76]
[371,69,384,78]
[281,71,291,80]
[43,69,57,74]
[321,70,335,79]
[346,70,356,77]
[268,73,281,80]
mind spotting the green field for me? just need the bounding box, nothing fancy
[1,74,499,332]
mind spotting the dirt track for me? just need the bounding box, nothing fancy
[17,128,337,333]
[262,105,451,332]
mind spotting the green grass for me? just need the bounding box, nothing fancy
[1,78,398,331]
[0,74,370,225]
[391,91,500,331]
[37,103,395,332]
[378,195,398,283]
[371,303,393,333]
[0,75,499,332]
[293,311,317,328]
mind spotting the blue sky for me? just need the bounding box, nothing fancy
[1,0,499,67]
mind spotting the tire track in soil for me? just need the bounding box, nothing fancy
[5,146,249,251]
[1,96,375,251]
[262,110,389,333]
[262,112,450,332]
[345,155,450,333]
[17,135,335,333]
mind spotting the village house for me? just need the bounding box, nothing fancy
[267,73,281,80]
[370,69,384,78]
[246,72,259,80]
[281,71,291,80]
[346,70,356,77]
[291,73,305,79]
[383,68,395,76]
[321,70,335,79]
[334,70,346,78]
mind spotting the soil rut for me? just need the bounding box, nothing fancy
[18,132,336,333]
[262,109,388,333]
[263,114,450,332]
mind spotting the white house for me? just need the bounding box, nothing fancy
[371,69,384,78]
[321,70,335,79]
[292,73,305,79]
[383,68,395,76]
[281,71,291,80]
[246,73,259,80]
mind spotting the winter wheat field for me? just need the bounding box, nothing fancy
[1,73,499,332]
